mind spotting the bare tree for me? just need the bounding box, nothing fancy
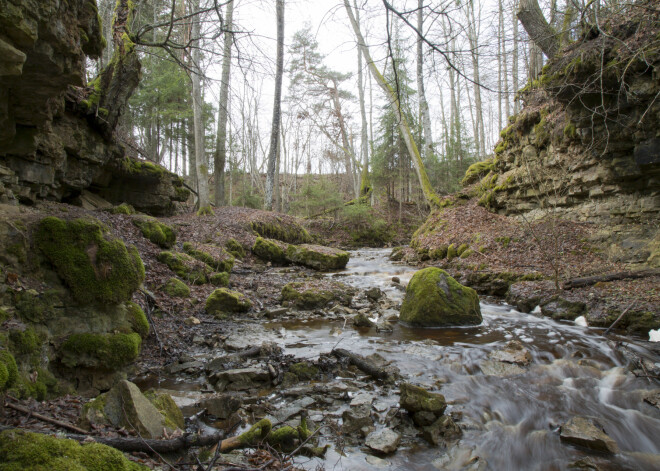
[264,0,285,211]
[517,0,560,59]
[355,0,371,199]
[416,0,434,162]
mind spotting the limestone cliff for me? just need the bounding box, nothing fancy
[475,4,659,265]
[0,0,188,214]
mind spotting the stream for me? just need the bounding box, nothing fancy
[144,249,660,470]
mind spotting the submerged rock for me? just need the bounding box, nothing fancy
[399,268,482,327]
[365,428,401,454]
[559,416,619,454]
[479,360,526,377]
[488,340,532,365]
[286,244,349,270]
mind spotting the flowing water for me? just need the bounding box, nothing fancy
[143,249,660,470]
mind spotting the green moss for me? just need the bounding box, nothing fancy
[209,272,229,287]
[533,112,550,146]
[430,246,448,260]
[563,122,577,138]
[11,368,61,401]
[110,203,135,215]
[252,237,287,264]
[399,268,482,327]
[0,363,7,390]
[161,278,190,298]
[0,351,18,389]
[289,362,319,380]
[196,206,214,216]
[250,220,312,244]
[126,301,149,339]
[461,159,495,186]
[0,429,147,471]
[35,217,145,305]
[157,251,212,284]
[281,282,349,309]
[13,289,62,323]
[121,158,167,178]
[495,236,511,248]
[205,288,251,316]
[9,328,40,355]
[267,426,299,452]
[60,332,141,369]
[456,244,469,256]
[183,242,235,272]
[225,238,246,259]
[447,244,457,260]
[132,217,175,248]
[286,244,350,271]
[460,249,474,259]
[146,392,184,430]
[238,419,272,447]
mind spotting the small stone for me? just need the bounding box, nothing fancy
[365,428,401,454]
[365,287,384,302]
[399,382,446,415]
[392,277,400,283]
[350,393,374,407]
[365,455,390,467]
[184,316,201,325]
[488,340,532,365]
[353,313,375,328]
[413,410,437,427]
[559,416,619,454]
[373,401,389,413]
[422,415,462,445]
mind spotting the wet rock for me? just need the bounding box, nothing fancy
[392,276,400,283]
[350,393,374,408]
[264,307,289,319]
[353,313,375,328]
[541,296,587,321]
[413,410,437,427]
[559,416,619,454]
[365,428,401,454]
[365,455,390,467]
[400,268,482,327]
[289,362,319,380]
[399,382,447,415]
[167,360,204,374]
[479,360,526,377]
[506,281,548,313]
[422,415,462,445]
[286,244,350,270]
[642,390,660,410]
[271,397,315,423]
[373,401,389,413]
[199,394,243,419]
[366,287,384,302]
[488,340,532,365]
[342,407,373,436]
[281,280,355,309]
[211,367,270,392]
[433,447,487,471]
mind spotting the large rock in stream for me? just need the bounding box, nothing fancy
[400,268,482,327]
[559,416,619,454]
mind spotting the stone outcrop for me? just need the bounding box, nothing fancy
[472,6,660,265]
[0,1,188,215]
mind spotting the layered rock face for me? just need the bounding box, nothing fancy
[479,6,660,264]
[0,0,188,214]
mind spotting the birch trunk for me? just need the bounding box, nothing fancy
[264,0,284,211]
[213,0,234,206]
[416,0,434,161]
[355,0,371,199]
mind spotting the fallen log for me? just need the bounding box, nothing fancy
[331,348,393,382]
[562,269,660,290]
[4,400,88,434]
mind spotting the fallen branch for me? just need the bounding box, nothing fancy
[331,348,393,381]
[4,400,88,435]
[140,288,163,354]
[562,269,660,290]
[603,302,636,336]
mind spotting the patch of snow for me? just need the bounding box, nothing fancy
[574,316,588,327]
[649,329,660,342]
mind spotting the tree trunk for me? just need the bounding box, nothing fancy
[416,0,434,163]
[343,0,439,208]
[213,0,234,206]
[513,0,520,114]
[467,0,486,158]
[355,1,371,199]
[191,0,211,212]
[264,0,285,211]
[517,0,559,59]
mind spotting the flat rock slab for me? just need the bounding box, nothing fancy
[272,397,315,422]
[559,416,619,454]
[488,340,532,365]
[212,367,270,391]
[365,428,401,454]
[198,394,243,419]
[480,360,526,377]
[350,393,374,407]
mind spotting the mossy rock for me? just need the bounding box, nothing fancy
[289,362,319,380]
[183,242,234,272]
[456,244,469,256]
[0,351,18,390]
[461,159,495,186]
[0,429,147,471]
[10,368,61,401]
[109,203,135,215]
[126,301,149,339]
[281,281,355,309]
[252,237,287,264]
[9,327,41,355]
[399,382,447,415]
[60,332,141,369]
[390,247,405,261]
[161,277,190,297]
[205,288,252,316]
[430,246,448,260]
[460,248,475,259]
[250,219,312,244]
[209,272,230,287]
[157,251,213,284]
[447,244,458,260]
[225,238,246,259]
[144,391,185,430]
[400,268,482,327]
[285,244,350,271]
[132,217,175,248]
[35,217,145,305]
[13,289,64,324]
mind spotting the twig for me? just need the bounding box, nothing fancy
[4,400,88,434]
[604,301,636,335]
[140,288,164,355]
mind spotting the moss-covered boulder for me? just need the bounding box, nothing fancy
[80,380,182,439]
[225,238,246,259]
[399,382,447,415]
[60,332,141,369]
[109,203,136,215]
[250,219,312,244]
[0,429,147,471]
[400,268,482,327]
[286,244,350,271]
[205,288,252,316]
[161,277,190,297]
[252,237,287,264]
[281,281,355,309]
[0,351,18,391]
[289,362,319,380]
[35,217,145,305]
[126,302,149,339]
[209,272,230,287]
[183,242,234,272]
[132,217,176,248]
[157,251,213,284]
